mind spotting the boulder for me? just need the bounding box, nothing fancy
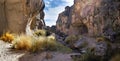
[73,36,108,56]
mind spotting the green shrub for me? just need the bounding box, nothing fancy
[46,35,57,51]
[34,29,46,36]
[65,35,78,47]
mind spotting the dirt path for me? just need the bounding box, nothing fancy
[0,40,73,61]
[0,41,24,61]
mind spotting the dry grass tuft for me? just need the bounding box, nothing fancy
[46,35,57,50]
[31,36,47,52]
[0,32,15,43]
[12,34,33,51]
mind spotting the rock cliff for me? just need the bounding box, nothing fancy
[56,0,120,36]
[0,0,45,35]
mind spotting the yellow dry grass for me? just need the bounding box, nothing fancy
[46,35,57,50]
[12,34,56,52]
[12,34,33,51]
[31,36,47,52]
[0,32,14,43]
[11,32,72,53]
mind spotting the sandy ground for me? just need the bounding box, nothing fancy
[0,40,73,61]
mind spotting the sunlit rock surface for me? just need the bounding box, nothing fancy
[0,0,45,35]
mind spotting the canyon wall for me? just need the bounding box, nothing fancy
[0,0,45,35]
[56,0,120,36]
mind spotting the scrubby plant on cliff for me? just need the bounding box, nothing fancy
[0,32,15,43]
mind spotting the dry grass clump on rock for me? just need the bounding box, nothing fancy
[0,32,15,43]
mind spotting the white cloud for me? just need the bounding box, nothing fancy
[44,0,51,7]
[61,0,74,5]
[44,0,74,26]
[44,6,65,26]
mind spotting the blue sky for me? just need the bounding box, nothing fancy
[44,0,73,26]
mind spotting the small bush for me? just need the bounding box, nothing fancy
[46,35,57,51]
[65,35,78,47]
[34,29,46,36]
[0,32,14,43]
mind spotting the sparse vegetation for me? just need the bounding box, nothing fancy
[11,31,72,53]
[73,49,101,61]
[56,42,72,53]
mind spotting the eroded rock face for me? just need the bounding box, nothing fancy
[0,0,45,35]
[56,0,120,36]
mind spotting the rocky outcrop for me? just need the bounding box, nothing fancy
[0,0,45,35]
[56,0,120,36]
